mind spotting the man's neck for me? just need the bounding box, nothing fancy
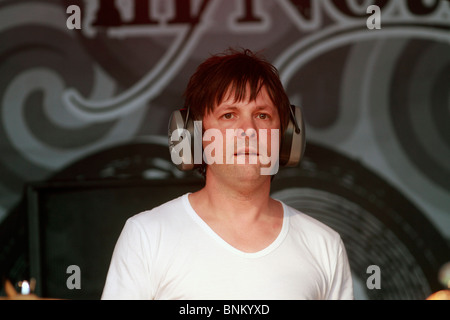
[193,170,274,222]
[188,171,283,253]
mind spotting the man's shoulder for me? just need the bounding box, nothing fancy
[283,203,342,243]
[128,193,188,227]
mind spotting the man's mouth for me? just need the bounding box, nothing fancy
[234,148,259,156]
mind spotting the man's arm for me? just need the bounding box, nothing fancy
[101,219,153,300]
[326,239,354,300]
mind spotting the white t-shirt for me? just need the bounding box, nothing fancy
[101,193,354,300]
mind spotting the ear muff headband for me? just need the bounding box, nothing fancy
[168,104,306,171]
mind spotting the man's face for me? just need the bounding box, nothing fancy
[201,86,281,182]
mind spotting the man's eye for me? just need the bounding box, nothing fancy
[257,113,269,120]
[222,113,234,120]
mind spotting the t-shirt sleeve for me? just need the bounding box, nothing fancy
[101,219,153,300]
[326,239,354,300]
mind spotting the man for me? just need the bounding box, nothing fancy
[101,48,354,299]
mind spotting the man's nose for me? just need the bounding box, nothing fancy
[237,118,257,139]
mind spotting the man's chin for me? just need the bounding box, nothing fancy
[233,154,259,164]
[222,163,271,181]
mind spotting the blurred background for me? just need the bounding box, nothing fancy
[0,0,449,300]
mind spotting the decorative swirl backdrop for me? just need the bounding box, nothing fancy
[0,0,449,299]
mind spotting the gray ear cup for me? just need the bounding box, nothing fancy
[279,105,306,167]
[168,108,196,171]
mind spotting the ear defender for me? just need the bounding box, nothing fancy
[168,107,197,171]
[279,105,306,167]
[168,104,306,171]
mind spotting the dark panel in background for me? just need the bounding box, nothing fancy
[27,178,204,299]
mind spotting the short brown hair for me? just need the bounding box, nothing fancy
[183,48,290,132]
